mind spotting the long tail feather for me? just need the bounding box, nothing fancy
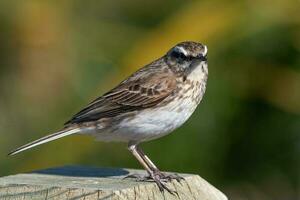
[8,128,80,156]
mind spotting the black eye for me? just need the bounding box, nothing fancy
[170,49,186,60]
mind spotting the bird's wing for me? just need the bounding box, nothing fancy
[65,66,177,125]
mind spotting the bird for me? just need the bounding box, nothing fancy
[8,41,208,193]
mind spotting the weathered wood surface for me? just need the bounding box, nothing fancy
[0,166,227,200]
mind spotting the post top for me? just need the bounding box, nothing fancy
[0,165,227,200]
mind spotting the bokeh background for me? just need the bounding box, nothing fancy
[0,0,299,199]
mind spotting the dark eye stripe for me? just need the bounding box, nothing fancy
[186,56,194,61]
[170,48,198,62]
[171,50,186,59]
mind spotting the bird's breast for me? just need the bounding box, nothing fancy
[113,77,206,141]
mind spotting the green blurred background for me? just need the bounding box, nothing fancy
[0,0,299,199]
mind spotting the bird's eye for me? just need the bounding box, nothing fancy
[170,49,186,60]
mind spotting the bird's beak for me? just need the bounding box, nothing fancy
[198,55,207,62]
[184,56,207,76]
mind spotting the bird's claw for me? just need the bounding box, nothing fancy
[161,173,185,183]
[124,171,184,195]
[123,173,149,181]
[150,170,184,183]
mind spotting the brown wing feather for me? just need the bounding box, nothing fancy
[65,65,176,125]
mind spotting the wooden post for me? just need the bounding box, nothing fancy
[0,166,227,200]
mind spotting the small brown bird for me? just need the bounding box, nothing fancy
[9,41,208,193]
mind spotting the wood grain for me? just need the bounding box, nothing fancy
[0,166,227,200]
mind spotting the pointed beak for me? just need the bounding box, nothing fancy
[198,55,207,62]
[184,55,207,76]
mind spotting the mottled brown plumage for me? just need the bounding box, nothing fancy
[65,61,177,124]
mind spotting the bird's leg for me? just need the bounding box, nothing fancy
[127,143,176,193]
[136,145,184,183]
[136,145,158,171]
[127,143,152,175]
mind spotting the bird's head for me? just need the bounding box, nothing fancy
[165,41,208,78]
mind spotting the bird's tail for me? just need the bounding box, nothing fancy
[8,127,81,156]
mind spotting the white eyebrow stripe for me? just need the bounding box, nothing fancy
[175,46,188,56]
[203,45,208,56]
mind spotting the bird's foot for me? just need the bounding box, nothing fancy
[149,170,184,183]
[123,173,150,181]
[149,170,183,194]
[124,170,184,194]
[124,171,184,182]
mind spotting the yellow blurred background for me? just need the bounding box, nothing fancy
[0,0,299,199]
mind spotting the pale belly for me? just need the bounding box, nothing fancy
[92,89,202,143]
